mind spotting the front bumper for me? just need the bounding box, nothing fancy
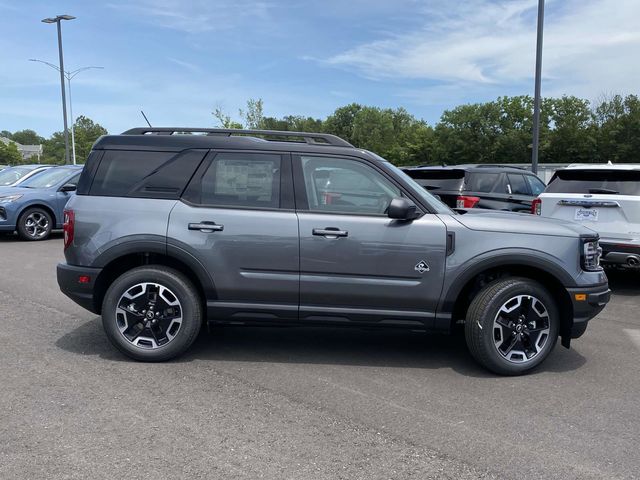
[566,282,610,339]
[57,262,103,314]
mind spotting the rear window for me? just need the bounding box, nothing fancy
[546,169,640,195]
[89,150,206,198]
[403,169,465,191]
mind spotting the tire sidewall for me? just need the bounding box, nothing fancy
[473,279,559,375]
[18,207,52,241]
[102,267,202,361]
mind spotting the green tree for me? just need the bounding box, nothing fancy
[213,106,243,129]
[544,96,595,163]
[11,129,45,146]
[593,94,640,163]
[239,98,264,129]
[0,140,22,165]
[324,103,363,145]
[72,116,108,162]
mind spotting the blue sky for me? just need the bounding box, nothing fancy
[1,0,639,136]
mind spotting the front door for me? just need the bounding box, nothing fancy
[168,151,299,321]
[294,154,447,328]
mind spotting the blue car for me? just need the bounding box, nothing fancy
[0,165,83,240]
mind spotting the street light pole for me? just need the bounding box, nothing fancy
[41,15,75,165]
[29,60,103,165]
[531,0,545,175]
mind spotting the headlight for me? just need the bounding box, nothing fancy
[0,194,23,204]
[581,237,602,271]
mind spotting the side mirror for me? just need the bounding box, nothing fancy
[60,183,77,193]
[387,197,419,220]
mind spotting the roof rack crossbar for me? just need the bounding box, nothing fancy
[121,127,354,148]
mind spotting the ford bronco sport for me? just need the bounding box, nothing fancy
[57,128,610,375]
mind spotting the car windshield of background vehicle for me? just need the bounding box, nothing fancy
[403,169,465,191]
[0,167,31,186]
[546,169,640,195]
[20,168,78,189]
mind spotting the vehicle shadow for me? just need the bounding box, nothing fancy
[606,268,640,297]
[0,231,63,242]
[56,317,586,377]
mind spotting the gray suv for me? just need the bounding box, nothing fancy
[57,128,610,375]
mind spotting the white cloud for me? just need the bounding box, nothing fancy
[106,0,272,34]
[324,0,640,101]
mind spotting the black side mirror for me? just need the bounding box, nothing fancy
[60,183,77,193]
[387,197,419,220]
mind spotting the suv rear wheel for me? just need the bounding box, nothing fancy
[102,266,202,361]
[465,278,559,375]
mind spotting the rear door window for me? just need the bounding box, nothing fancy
[507,174,530,195]
[546,170,640,195]
[467,173,500,193]
[198,152,282,209]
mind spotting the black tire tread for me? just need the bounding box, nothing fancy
[102,265,202,362]
[465,277,558,376]
[17,207,52,241]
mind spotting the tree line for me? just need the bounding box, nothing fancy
[0,116,107,165]
[2,94,638,167]
[215,94,640,166]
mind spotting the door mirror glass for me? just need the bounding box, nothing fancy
[60,183,77,192]
[387,197,419,220]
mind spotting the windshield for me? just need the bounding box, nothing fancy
[368,154,455,214]
[546,169,640,195]
[20,168,77,189]
[0,167,32,186]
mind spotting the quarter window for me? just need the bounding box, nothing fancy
[200,153,281,208]
[300,156,401,215]
[525,175,546,195]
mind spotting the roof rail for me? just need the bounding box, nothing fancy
[121,127,354,148]
[474,164,528,170]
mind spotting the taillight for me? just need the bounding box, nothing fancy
[531,197,542,215]
[63,209,74,250]
[456,195,480,208]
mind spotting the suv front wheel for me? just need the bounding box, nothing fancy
[465,278,559,375]
[102,266,202,361]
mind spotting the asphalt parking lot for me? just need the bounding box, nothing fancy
[1,234,639,480]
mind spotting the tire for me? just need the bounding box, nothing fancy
[17,207,53,241]
[102,266,203,361]
[465,277,559,375]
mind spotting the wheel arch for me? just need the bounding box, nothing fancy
[437,253,575,344]
[91,244,215,315]
[17,203,58,227]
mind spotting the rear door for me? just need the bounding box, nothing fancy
[540,169,640,242]
[295,154,447,327]
[168,150,299,321]
[505,173,534,212]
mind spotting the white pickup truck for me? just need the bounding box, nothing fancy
[533,163,640,268]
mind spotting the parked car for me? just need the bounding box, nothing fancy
[534,163,640,268]
[57,128,609,375]
[0,165,83,240]
[0,164,53,187]
[402,165,546,212]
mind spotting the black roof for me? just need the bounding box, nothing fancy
[93,127,363,157]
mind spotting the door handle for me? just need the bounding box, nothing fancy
[188,222,224,232]
[312,227,348,238]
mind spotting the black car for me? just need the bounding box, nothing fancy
[402,165,546,212]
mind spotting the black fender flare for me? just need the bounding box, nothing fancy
[436,249,576,322]
[91,235,216,300]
